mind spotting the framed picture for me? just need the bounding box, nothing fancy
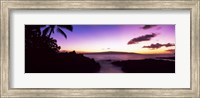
[1,0,199,97]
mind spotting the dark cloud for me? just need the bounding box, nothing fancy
[143,43,163,49]
[164,43,175,47]
[143,43,175,49]
[142,25,157,30]
[166,49,175,53]
[127,33,157,45]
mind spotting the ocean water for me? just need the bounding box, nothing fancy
[84,53,174,61]
[84,53,174,73]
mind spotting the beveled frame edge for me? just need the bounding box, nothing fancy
[1,0,199,98]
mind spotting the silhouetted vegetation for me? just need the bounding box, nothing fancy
[25,25,100,73]
[156,57,175,60]
[112,59,175,73]
[42,25,73,38]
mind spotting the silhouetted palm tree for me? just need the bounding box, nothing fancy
[42,25,73,39]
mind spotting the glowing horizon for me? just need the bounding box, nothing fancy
[50,25,175,54]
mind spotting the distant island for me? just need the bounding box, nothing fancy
[83,51,142,54]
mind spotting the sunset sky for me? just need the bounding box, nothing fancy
[50,25,175,54]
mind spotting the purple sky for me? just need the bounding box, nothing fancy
[50,25,175,54]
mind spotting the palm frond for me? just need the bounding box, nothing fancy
[42,27,50,36]
[57,25,73,31]
[57,27,67,39]
[48,27,54,37]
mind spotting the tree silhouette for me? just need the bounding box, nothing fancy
[25,25,100,73]
[25,25,61,53]
[42,25,73,39]
[25,25,73,53]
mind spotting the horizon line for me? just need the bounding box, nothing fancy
[59,50,175,55]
